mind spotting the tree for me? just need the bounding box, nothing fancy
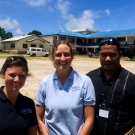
[0,27,13,40]
[28,30,42,36]
[5,32,13,39]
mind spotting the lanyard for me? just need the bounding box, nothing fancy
[102,82,113,109]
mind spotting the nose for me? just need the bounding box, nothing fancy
[14,76,20,81]
[105,56,111,61]
[60,54,66,60]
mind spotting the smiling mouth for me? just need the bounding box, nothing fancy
[12,84,20,86]
[60,62,67,65]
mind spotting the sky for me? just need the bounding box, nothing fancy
[0,0,135,36]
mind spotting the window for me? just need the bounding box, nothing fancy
[128,37,133,42]
[53,36,57,40]
[59,37,66,40]
[76,38,83,43]
[31,44,36,47]
[98,39,103,43]
[88,39,92,43]
[39,45,44,48]
[31,49,36,51]
[23,44,27,48]
[42,49,46,52]
[11,44,15,48]
[37,49,41,51]
[117,37,126,42]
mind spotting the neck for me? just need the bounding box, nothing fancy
[3,87,19,106]
[103,66,120,80]
[57,67,72,84]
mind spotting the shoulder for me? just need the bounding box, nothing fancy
[73,70,92,82]
[121,67,135,87]
[86,67,101,77]
[124,69,135,80]
[39,72,55,84]
[19,94,34,105]
[121,67,135,78]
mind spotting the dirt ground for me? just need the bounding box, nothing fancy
[0,56,135,102]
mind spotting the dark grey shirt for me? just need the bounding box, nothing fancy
[87,67,135,135]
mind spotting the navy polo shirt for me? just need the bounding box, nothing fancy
[0,86,37,135]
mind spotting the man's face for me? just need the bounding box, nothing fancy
[99,44,122,73]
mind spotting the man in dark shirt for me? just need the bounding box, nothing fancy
[87,37,135,135]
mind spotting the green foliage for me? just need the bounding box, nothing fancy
[28,30,42,36]
[0,27,13,40]
[5,32,13,39]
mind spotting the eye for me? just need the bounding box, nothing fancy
[8,74,16,78]
[19,75,26,78]
[55,53,62,57]
[100,53,107,58]
[110,53,116,57]
[63,53,71,57]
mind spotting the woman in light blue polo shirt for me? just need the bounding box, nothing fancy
[36,40,96,135]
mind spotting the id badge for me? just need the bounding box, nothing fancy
[99,109,109,118]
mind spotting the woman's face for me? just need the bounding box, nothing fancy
[2,66,27,92]
[53,43,73,71]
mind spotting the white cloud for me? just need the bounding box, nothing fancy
[64,10,95,31]
[0,17,19,29]
[55,0,110,31]
[23,0,49,6]
[56,0,70,15]
[105,9,110,16]
[15,28,24,35]
[48,6,54,12]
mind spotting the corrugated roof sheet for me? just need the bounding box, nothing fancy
[26,37,50,43]
[40,30,86,38]
[2,35,33,42]
[40,29,135,38]
[86,29,135,38]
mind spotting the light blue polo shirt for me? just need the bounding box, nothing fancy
[36,69,95,135]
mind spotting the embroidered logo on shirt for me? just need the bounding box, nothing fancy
[21,108,32,114]
[71,86,80,91]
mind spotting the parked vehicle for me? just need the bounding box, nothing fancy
[27,47,49,57]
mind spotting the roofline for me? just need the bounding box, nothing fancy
[1,35,34,42]
[26,37,50,43]
[40,34,85,38]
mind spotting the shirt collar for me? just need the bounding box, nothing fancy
[53,67,74,80]
[0,86,8,100]
[96,66,123,76]
[0,86,22,101]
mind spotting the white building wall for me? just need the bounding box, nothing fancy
[41,36,54,45]
[1,35,51,53]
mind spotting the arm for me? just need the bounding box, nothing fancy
[79,105,95,135]
[28,125,38,135]
[36,105,49,135]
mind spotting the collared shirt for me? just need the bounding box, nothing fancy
[87,67,135,135]
[0,86,37,135]
[36,68,96,135]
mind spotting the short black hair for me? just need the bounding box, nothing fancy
[99,37,121,52]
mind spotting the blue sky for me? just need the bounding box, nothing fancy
[0,0,135,36]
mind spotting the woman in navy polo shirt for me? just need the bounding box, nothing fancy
[0,56,37,135]
[36,40,96,135]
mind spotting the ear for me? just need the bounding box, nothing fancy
[1,73,5,79]
[119,51,122,58]
[71,56,74,61]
